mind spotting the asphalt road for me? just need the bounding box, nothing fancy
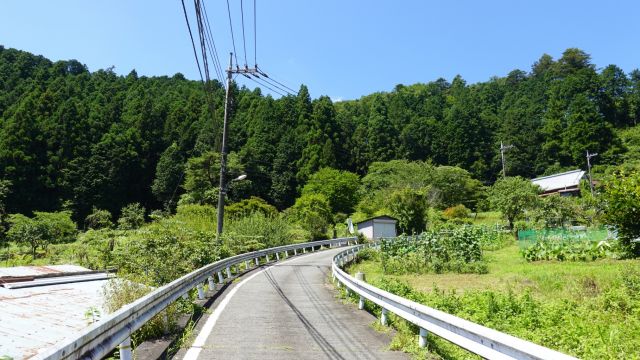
[181,247,408,360]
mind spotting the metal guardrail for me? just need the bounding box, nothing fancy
[35,237,357,360]
[332,242,578,360]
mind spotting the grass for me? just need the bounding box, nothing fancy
[347,244,640,359]
[470,211,505,226]
[351,243,637,302]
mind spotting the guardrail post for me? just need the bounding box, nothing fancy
[294,248,297,255]
[196,283,205,300]
[226,266,232,278]
[356,272,366,309]
[381,308,389,326]
[217,271,224,283]
[245,260,249,270]
[208,276,215,290]
[419,328,428,348]
[266,254,270,262]
[119,337,133,360]
[303,247,306,253]
[276,252,280,261]
[254,257,259,266]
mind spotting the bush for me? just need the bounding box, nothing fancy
[601,170,640,257]
[225,196,277,219]
[443,204,471,220]
[521,239,613,261]
[118,203,145,230]
[379,226,486,274]
[6,211,76,256]
[85,207,113,230]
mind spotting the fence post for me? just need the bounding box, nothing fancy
[381,308,389,326]
[208,276,215,290]
[119,337,133,360]
[196,284,205,300]
[356,272,366,309]
[419,328,428,348]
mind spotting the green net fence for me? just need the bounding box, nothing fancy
[517,228,614,249]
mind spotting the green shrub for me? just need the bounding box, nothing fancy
[521,239,613,261]
[443,204,471,220]
[85,207,113,230]
[225,196,277,219]
[380,226,487,274]
[118,203,145,230]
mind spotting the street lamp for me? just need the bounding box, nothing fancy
[216,174,247,238]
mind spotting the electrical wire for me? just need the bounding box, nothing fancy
[240,0,248,67]
[256,66,298,94]
[201,0,225,85]
[251,74,294,96]
[180,0,204,83]
[226,0,239,68]
[246,75,287,97]
[253,0,257,67]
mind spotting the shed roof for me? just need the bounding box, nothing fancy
[531,169,585,192]
[0,265,111,360]
[355,215,398,225]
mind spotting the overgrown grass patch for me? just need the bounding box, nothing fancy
[347,245,640,359]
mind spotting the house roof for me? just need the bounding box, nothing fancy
[531,169,585,193]
[355,215,398,225]
[0,265,112,360]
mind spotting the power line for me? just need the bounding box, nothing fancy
[247,75,288,97]
[201,0,225,85]
[256,66,298,94]
[240,0,248,67]
[253,0,257,67]
[250,73,293,96]
[180,0,204,83]
[226,0,239,68]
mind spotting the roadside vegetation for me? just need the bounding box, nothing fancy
[1,46,640,359]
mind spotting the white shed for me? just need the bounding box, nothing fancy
[356,216,398,239]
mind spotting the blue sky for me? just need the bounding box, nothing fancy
[1,1,639,100]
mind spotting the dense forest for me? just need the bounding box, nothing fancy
[0,45,639,221]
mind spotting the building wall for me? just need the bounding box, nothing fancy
[373,220,397,239]
[357,220,374,239]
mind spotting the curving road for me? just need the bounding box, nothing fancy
[180,247,408,360]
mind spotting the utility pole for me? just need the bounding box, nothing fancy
[586,150,598,196]
[216,53,259,239]
[500,141,514,178]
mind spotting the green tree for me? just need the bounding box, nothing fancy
[389,187,429,234]
[488,177,540,229]
[225,196,278,219]
[301,168,360,215]
[0,180,10,240]
[117,203,145,230]
[152,142,184,208]
[6,211,76,256]
[287,193,332,240]
[181,151,244,205]
[85,207,113,230]
[601,171,640,256]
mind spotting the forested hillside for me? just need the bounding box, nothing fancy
[0,45,638,220]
